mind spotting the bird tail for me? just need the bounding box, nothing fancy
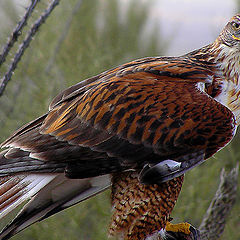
[0,173,57,239]
[0,173,111,240]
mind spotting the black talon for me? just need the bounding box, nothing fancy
[189,226,201,240]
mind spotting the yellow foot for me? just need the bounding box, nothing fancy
[165,221,191,235]
[159,221,200,240]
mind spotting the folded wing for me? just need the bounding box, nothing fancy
[0,56,236,239]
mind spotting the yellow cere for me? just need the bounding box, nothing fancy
[232,34,240,41]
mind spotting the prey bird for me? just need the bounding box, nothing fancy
[0,14,240,240]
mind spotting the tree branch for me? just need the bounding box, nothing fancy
[0,0,40,67]
[198,163,239,240]
[0,0,60,97]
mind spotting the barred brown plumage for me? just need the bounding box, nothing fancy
[109,172,184,239]
[0,14,240,240]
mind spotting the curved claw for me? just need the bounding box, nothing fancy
[189,226,201,240]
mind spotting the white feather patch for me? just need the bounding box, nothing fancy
[0,174,57,219]
[0,173,111,239]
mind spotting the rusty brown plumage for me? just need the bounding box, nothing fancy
[1,14,240,240]
[109,173,184,240]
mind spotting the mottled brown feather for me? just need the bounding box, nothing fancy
[39,61,235,165]
[109,172,184,240]
[1,56,236,178]
[1,15,240,240]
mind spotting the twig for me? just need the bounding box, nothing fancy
[0,0,40,67]
[0,0,60,97]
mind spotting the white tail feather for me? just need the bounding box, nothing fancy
[0,173,111,240]
[0,174,56,219]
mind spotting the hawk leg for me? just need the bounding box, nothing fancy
[109,172,184,240]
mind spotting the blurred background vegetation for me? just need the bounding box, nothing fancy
[0,0,239,239]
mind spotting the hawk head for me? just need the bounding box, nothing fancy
[219,14,240,48]
[207,14,240,124]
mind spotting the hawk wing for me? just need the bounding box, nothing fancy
[0,57,236,239]
[3,57,235,169]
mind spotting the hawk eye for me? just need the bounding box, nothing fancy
[233,22,240,30]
